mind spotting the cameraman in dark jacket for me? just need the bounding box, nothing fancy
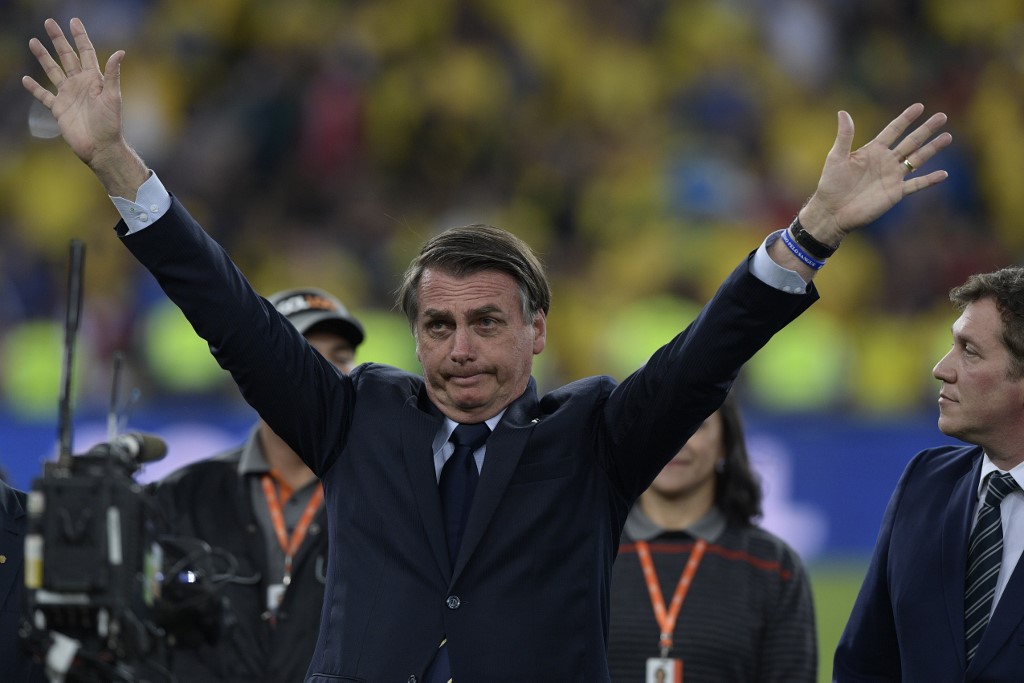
[154,288,364,682]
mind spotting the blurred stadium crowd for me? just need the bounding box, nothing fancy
[1,0,1023,420]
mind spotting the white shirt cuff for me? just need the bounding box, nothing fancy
[750,229,810,294]
[110,172,172,234]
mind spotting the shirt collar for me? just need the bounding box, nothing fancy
[977,452,1024,498]
[434,410,506,453]
[623,502,727,542]
[236,425,271,475]
[442,411,505,440]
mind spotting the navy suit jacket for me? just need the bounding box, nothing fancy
[119,199,815,682]
[0,481,45,681]
[835,445,1024,682]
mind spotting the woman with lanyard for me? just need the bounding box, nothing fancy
[607,393,817,682]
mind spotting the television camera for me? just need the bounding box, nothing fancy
[21,241,232,682]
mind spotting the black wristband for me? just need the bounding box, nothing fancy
[789,216,838,259]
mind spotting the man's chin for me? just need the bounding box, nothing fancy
[936,418,967,442]
[936,416,952,434]
[440,390,493,418]
[448,387,484,406]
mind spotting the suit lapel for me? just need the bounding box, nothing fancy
[941,453,979,672]
[0,484,26,614]
[401,395,449,579]
[452,381,539,581]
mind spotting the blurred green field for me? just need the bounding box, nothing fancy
[810,560,869,683]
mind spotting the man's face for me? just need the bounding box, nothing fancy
[414,267,546,424]
[306,330,357,375]
[933,297,1024,462]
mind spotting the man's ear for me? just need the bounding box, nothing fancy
[532,310,547,355]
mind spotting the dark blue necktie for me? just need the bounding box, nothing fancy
[425,423,491,683]
[965,471,1019,663]
[439,423,490,564]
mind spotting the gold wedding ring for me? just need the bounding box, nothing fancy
[902,158,916,173]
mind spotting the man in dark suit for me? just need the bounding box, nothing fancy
[0,481,46,681]
[835,267,1024,682]
[24,18,952,682]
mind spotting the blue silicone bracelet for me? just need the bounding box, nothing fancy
[779,227,825,270]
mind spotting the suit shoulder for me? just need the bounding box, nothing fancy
[353,362,423,386]
[350,363,427,402]
[539,375,617,411]
[904,443,980,476]
[882,444,981,505]
[0,479,27,518]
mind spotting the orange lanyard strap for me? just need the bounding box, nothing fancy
[635,538,707,657]
[260,474,324,585]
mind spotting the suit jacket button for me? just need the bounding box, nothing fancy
[446,595,461,609]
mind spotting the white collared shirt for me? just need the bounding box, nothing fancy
[432,412,505,482]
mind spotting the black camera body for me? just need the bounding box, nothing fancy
[23,242,231,681]
[23,438,227,682]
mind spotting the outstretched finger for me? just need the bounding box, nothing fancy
[901,131,953,175]
[893,112,948,162]
[70,18,100,73]
[44,18,83,77]
[21,75,56,109]
[828,110,855,158]
[103,50,126,94]
[872,103,925,149]
[28,36,67,88]
[903,169,949,196]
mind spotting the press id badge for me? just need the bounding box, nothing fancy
[266,582,286,612]
[646,657,682,683]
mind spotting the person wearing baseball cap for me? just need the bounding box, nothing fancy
[154,287,364,683]
[267,287,365,349]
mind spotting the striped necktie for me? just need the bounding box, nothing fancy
[964,471,1019,663]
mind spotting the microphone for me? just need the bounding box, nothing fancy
[89,433,168,467]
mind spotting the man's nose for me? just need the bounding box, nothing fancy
[450,326,475,361]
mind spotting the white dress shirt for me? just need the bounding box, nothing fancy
[975,455,1024,614]
[432,412,505,482]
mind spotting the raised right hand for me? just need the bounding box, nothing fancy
[22,18,126,168]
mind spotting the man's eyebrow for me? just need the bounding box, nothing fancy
[422,305,505,319]
[953,326,987,350]
[421,308,452,319]
[470,304,503,316]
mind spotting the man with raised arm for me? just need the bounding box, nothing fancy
[24,18,951,683]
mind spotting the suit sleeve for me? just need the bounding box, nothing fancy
[600,253,817,502]
[117,199,354,476]
[832,454,925,681]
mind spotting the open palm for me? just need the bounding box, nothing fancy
[810,105,951,237]
[22,18,125,167]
